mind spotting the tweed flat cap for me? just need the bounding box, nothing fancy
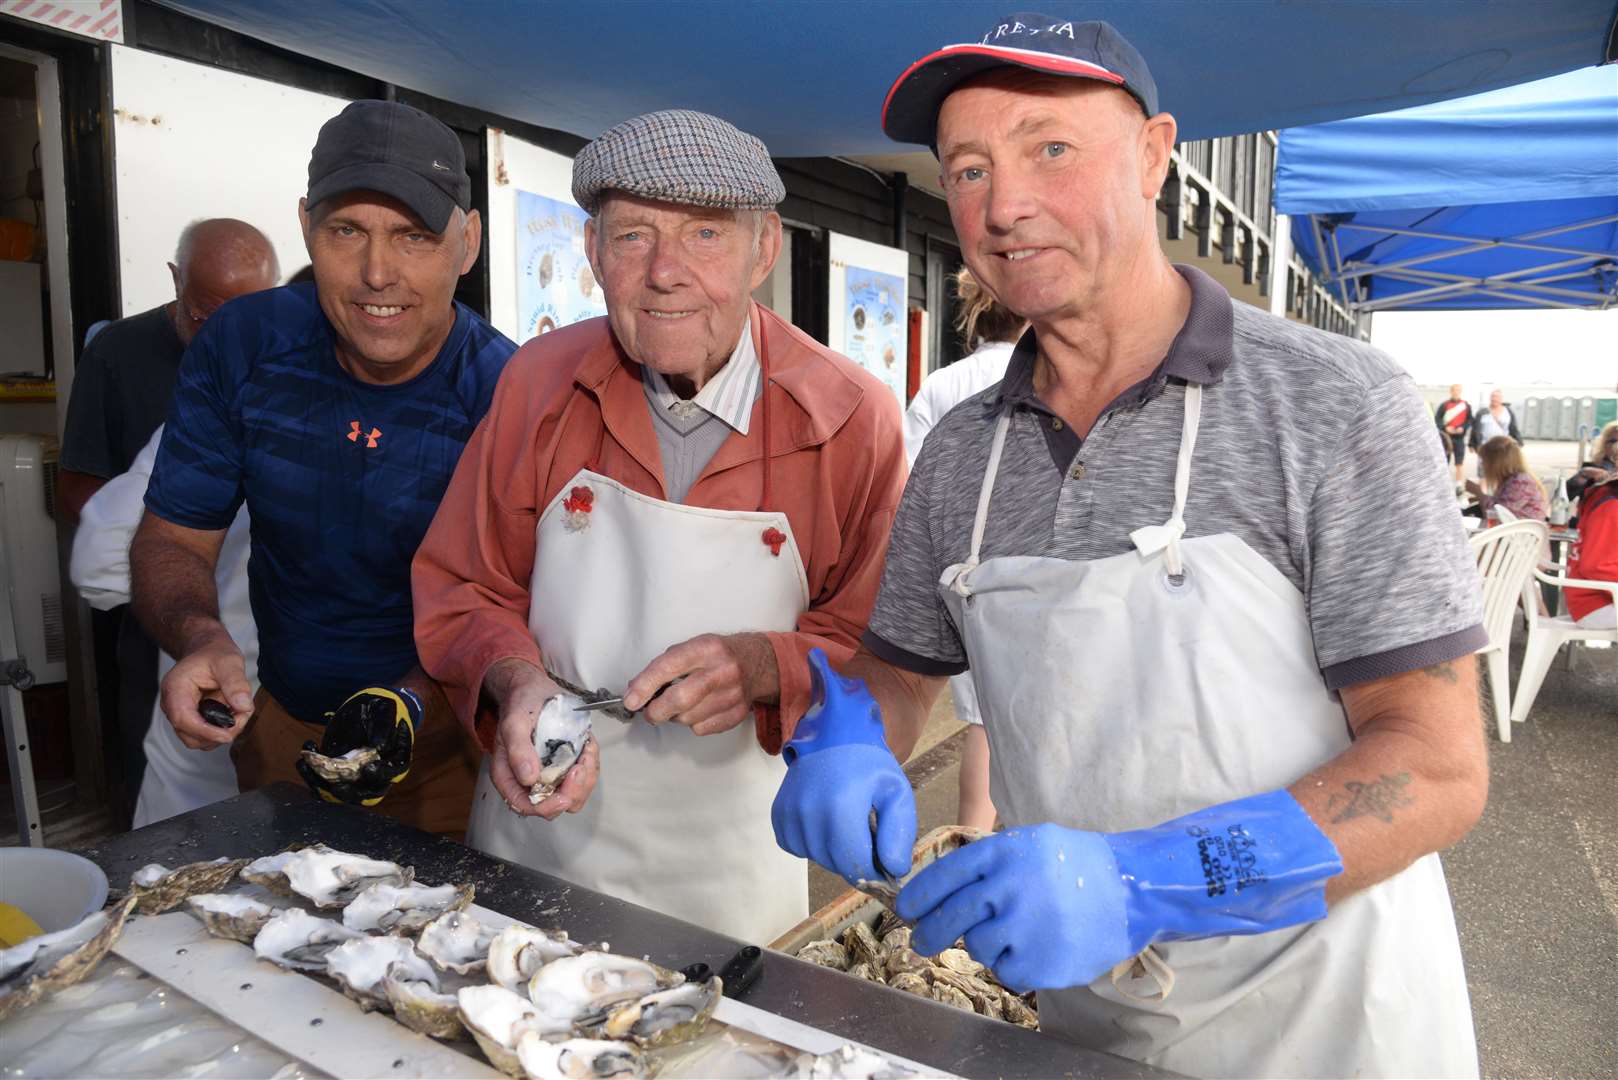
[572,109,785,216]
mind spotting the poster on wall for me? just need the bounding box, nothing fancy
[826,231,910,409]
[515,189,605,340]
[842,267,907,404]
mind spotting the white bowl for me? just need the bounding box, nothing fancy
[0,847,109,931]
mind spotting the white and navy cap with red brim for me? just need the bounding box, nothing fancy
[882,14,1160,147]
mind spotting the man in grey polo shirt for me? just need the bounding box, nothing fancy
[770,15,1486,1078]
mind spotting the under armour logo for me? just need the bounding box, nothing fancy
[347,420,381,448]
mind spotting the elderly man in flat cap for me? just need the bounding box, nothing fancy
[413,109,908,941]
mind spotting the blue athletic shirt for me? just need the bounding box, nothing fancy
[145,283,517,725]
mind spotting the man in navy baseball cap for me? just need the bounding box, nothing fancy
[775,11,1486,1080]
[306,100,471,232]
[882,14,1159,147]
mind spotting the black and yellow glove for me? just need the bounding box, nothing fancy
[295,686,422,806]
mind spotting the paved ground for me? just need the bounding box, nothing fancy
[813,625,1617,1077]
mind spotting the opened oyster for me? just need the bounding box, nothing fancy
[0,895,137,1022]
[459,983,549,1076]
[515,1031,646,1080]
[384,963,466,1039]
[185,892,279,944]
[528,694,591,803]
[325,934,437,1009]
[855,825,986,911]
[130,857,248,914]
[599,975,721,1048]
[487,924,583,991]
[342,881,473,934]
[283,844,412,909]
[418,910,500,976]
[239,849,304,895]
[527,951,683,1034]
[299,745,381,783]
[252,908,365,972]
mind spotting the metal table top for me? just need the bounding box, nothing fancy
[73,785,1164,1079]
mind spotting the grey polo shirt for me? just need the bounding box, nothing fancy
[865,265,1486,690]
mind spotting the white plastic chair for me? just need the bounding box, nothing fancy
[1469,520,1548,741]
[1508,566,1618,728]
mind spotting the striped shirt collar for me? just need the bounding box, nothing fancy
[642,324,760,435]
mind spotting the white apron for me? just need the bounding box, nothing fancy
[939,384,1478,1079]
[466,464,812,945]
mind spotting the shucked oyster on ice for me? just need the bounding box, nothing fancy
[599,975,721,1048]
[528,694,591,803]
[0,894,138,1022]
[324,934,437,1009]
[129,856,249,914]
[384,962,466,1040]
[239,848,304,895]
[458,983,548,1077]
[802,1044,918,1079]
[342,881,473,934]
[487,924,584,991]
[515,1030,647,1080]
[252,908,365,972]
[417,909,500,976]
[185,892,279,944]
[282,843,412,909]
[527,950,683,1035]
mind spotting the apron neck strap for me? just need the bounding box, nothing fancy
[1129,382,1202,576]
[967,410,1014,565]
[757,326,773,513]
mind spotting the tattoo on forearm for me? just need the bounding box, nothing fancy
[1326,772,1414,824]
[1421,662,1459,684]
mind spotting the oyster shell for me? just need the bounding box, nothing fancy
[384,964,465,1039]
[527,951,682,1033]
[855,825,988,911]
[239,849,303,895]
[882,947,929,981]
[599,975,721,1047]
[843,921,885,969]
[1000,989,1038,1028]
[325,934,436,1009]
[185,892,278,944]
[418,910,500,976]
[796,940,850,971]
[487,924,583,991]
[342,881,473,934]
[130,857,248,914]
[528,695,591,804]
[515,1031,646,1080]
[928,980,974,1011]
[888,972,930,996]
[299,745,381,783]
[283,843,412,909]
[252,908,365,972]
[458,983,549,1077]
[933,947,986,978]
[845,961,883,984]
[0,894,137,1022]
[879,926,911,954]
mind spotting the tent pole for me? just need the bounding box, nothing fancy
[1268,214,1292,316]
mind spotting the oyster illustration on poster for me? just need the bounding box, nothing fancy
[516,189,605,340]
[844,266,906,404]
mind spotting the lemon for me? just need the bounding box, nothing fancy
[0,901,45,948]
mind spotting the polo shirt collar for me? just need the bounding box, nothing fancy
[993,263,1235,413]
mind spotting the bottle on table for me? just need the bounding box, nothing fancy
[1549,473,1570,527]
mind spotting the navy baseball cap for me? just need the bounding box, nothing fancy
[307,100,470,233]
[882,14,1160,147]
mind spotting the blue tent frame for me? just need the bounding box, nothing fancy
[1275,66,1618,312]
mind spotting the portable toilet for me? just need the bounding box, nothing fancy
[1577,397,1597,439]
[1556,397,1578,440]
[1596,397,1617,432]
[1523,397,1543,439]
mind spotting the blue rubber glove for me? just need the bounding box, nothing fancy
[898,790,1343,992]
[770,649,917,887]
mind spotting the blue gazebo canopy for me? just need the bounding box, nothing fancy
[153,0,1618,153]
[1276,65,1618,312]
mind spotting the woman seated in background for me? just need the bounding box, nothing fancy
[1465,435,1548,522]
[1567,419,1618,504]
[1566,473,1618,629]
